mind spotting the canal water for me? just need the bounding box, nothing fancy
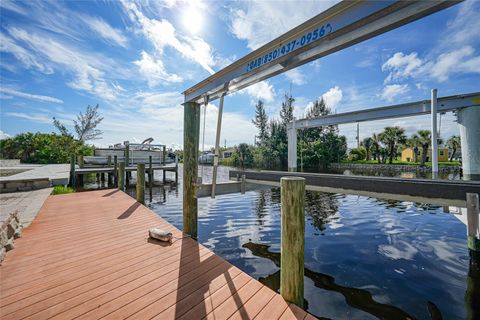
[87,166,475,319]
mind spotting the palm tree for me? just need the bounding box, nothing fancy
[417,130,431,166]
[371,133,381,163]
[361,137,373,161]
[407,134,421,162]
[379,126,407,164]
[447,135,461,161]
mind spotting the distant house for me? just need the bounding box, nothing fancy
[401,147,449,162]
[221,148,235,159]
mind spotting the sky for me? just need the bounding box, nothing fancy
[1,0,479,150]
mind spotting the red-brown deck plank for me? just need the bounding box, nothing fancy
[0,189,314,319]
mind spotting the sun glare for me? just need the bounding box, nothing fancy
[182,5,204,35]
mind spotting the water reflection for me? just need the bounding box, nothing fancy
[243,242,415,320]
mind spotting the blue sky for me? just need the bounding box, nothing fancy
[1,0,479,149]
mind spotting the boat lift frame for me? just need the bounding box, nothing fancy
[181,0,463,238]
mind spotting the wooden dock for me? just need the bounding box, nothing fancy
[0,189,313,319]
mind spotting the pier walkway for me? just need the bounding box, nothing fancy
[0,189,312,320]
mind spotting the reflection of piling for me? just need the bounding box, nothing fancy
[466,251,480,320]
[467,193,480,252]
[136,164,145,204]
[118,162,125,192]
[175,155,179,184]
[69,154,76,188]
[280,177,305,308]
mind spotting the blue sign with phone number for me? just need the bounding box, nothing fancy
[246,23,333,72]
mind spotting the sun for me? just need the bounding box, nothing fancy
[181,4,204,35]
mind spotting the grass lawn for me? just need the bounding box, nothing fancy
[341,160,460,166]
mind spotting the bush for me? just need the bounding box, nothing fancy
[348,147,367,161]
[52,185,75,195]
[0,132,94,164]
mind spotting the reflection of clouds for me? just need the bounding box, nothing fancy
[378,241,418,260]
[426,239,464,274]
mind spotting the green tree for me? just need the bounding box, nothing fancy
[361,137,373,161]
[53,104,104,141]
[348,147,367,161]
[232,143,254,169]
[379,126,406,164]
[447,135,461,161]
[406,134,421,162]
[417,130,431,166]
[252,100,269,144]
[0,132,94,164]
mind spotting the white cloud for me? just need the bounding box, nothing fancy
[229,1,337,50]
[4,112,53,124]
[134,91,183,108]
[322,86,343,111]
[81,16,128,48]
[0,130,11,140]
[444,0,480,47]
[239,81,275,102]
[0,33,53,74]
[6,26,122,101]
[429,46,480,82]
[382,52,422,83]
[381,84,409,102]
[284,69,306,85]
[382,46,480,83]
[133,51,182,87]
[0,88,63,103]
[123,1,215,74]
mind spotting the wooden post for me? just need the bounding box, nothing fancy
[183,101,200,239]
[125,143,130,166]
[118,162,125,192]
[113,155,118,187]
[107,155,112,167]
[69,154,76,188]
[136,164,145,204]
[77,155,84,168]
[149,155,153,188]
[175,155,179,184]
[467,193,480,252]
[163,146,166,166]
[280,177,305,308]
[241,174,246,194]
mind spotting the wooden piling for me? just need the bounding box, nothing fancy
[136,163,145,204]
[125,143,130,166]
[467,193,480,252]
[163,146,166,166]
[183,101,200,239]
[118,162,125,192]
[77,155,84,168]
[175,155,179,184]
[280,176,305,308]
[113,155,118,187]
[107,155,112,167]
[241,174,246,194]
[69,154,76,188]
[149,155,153,188]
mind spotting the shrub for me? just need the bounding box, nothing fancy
[348,147,367,161]
[52,185,76,195]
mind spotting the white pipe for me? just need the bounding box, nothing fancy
[211,93,225,198]
[431,89,438,178]
[287,121,297,172]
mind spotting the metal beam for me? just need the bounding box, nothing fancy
[183,0,460,103]
[287,92,480,130]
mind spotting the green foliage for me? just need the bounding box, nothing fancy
[447,135,460,161]
[348,147,367,161]
[0,132,94,164]
[252,100,269,144]
[52,185,75,195]
[378,126,406,164]
[53,104,104,141]
[231,143,254,169]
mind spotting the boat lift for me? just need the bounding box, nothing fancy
[182,0,464,238]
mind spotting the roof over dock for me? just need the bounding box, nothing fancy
[0,189,313,320]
